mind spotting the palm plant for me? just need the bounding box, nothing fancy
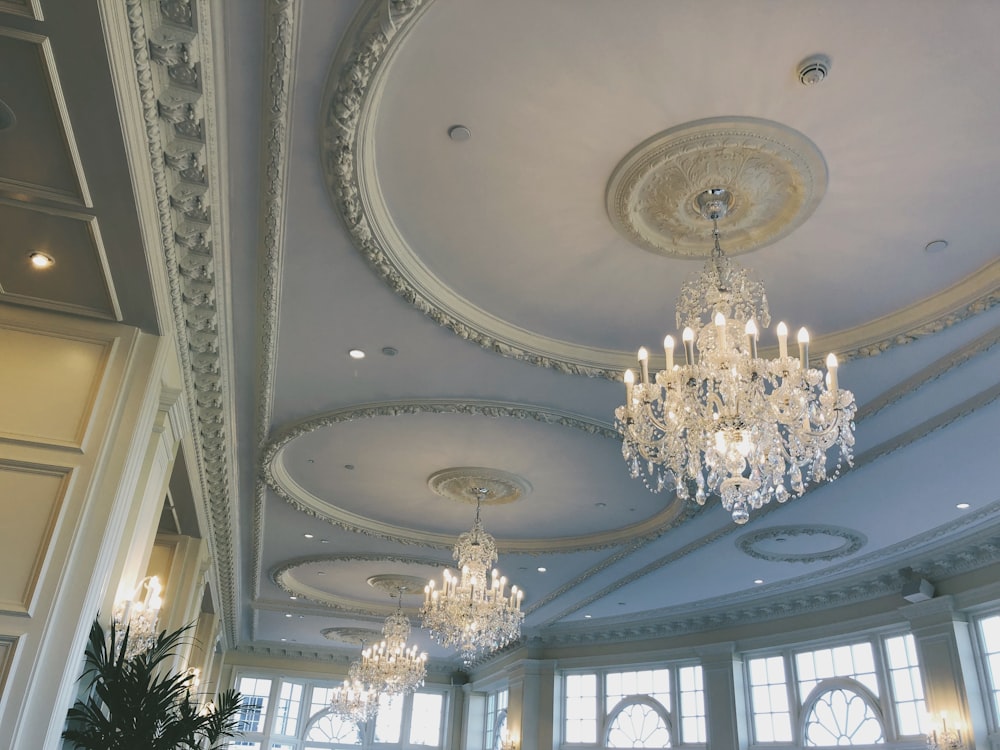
[63,618,242,750]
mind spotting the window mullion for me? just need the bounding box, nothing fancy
[872,636,899,742]
[784,650,800,744]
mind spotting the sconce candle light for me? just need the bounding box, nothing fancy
[926,711,965,750]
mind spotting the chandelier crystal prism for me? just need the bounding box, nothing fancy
[353,590,428,696]
[615,188,856,524]
[421,489,523,660]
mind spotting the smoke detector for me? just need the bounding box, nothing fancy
[797,55,831,86]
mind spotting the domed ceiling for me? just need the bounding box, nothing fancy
[152,0,1000,666]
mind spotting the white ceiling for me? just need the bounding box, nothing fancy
[7,0,999,671]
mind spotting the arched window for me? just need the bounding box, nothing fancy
[605,696,673,748]
[304,709,362,746]
[801,678,885,746]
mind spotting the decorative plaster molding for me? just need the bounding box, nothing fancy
[737,525,867,563]
[532,510,1000,647]
[606,118,827,259]
[124,0,239,645]
[322,627,381,645]
[320,0,1000,379]
[251,0,299,610]
[261,399,691,553]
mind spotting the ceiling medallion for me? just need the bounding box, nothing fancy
[428,467,532,506]
[615,188,856,524]
[367,574,430,596]
[606,117,827,259]
[737,525,867,563]
[322,627,381,646]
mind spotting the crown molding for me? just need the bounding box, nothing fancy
[251,0,299,610]
[122,0,240,646]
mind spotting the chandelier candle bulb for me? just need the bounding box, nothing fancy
[624,369,635,412]
[826,353,839,394]
[745,319,759,358]
[714,312,727,349]
[776,322,789,360]
[664,335,675,370]
[682,327,695,365]
[638,347,649,384]
[797,327,810,367]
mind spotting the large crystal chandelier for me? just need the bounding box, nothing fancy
[615,188,856,524]
[353,590,427,696]
[111,576,163,659]
[421,489,523,659]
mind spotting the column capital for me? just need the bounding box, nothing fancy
[899,595,965,634]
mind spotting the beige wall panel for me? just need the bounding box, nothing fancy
[0,326,110,449]
[0,462,69,614]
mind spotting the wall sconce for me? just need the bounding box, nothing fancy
[926,712,965,750]
[499,729,518,750]
[112,575,163,659]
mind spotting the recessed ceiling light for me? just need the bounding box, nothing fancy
[381,346,398,356]
[448,124,471,142]
[29,252,54,269]
[317,570,325,575]
[284,613,292,618]
[303,533,314,539]
[280,637,287,642]
[348,349,365,359]
[925,239,949,253]
[289,595,297,600]
[595,502,607,508]
[344,464,355,470]
[320,539,329,544]
[306,458,315,464]
[956,502,971,510]
[537,567,547,573]
[584,614,592,619]
[754,578,764,585]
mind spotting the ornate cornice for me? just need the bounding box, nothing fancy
[252,0,299,608]
[124,0,239,645]
[320,0,1000,378]
[737,525,867,564]
[261,399,693,553]
[532,508,1000,647]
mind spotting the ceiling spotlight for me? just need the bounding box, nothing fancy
[956,503,971,510]
[537,567,547,573]
[447,124,471,142]
[925,239,949,253]
[381,346,398,356]
[754,578,765,585]
[584,614,592,619]
[284,613,293,618]
[348,349,366,359]
[304,533,314,539]
[29,252,54,269]
[289,595,297,600]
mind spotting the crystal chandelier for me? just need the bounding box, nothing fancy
[421,489,524,659]
[926,713,965,750]
[615,188,856,524]
[330,669,380,723]
[111,576,163,659]
[353,590,427,695]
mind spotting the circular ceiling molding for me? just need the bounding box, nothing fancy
[273,554,444,615]
[367,574,429,595]
[261,399,697,553]
[737,525,867,563]
[606,117,828,259]
[428,467,531,506]
[322,627,381,646]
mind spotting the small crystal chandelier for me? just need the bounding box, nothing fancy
[111,576,163,659]
[926,713,965,750]
[615,188,856,524]
[353,590,428,696]
[330,668,380,723]
[421,488,524,659]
